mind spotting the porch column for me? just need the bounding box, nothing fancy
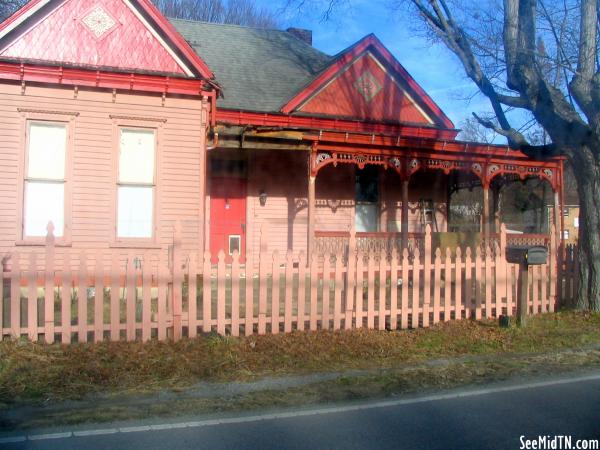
[307,175,316,261]
[401,179,409,250]
[492,185,501,233]
[482,185,491,237]
[554,190,561,242]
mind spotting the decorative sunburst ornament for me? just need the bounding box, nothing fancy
[82,6,117,39]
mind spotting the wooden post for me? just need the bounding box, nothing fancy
[231,250,241,337]
[482,185,490,238]
[126,251,136,341]
[110,252,120,342]
[10,252,21,339]
[27,253,37,341]
[344,226,356,329]
[172,221,183,341]
[401,179,409,250]
[516,262,529,326]
[422,225,432,327]
[188,253,198,338]
[44,222,56,344]
[78,251,88,343]
[553,191,561,248]
[61,249,71,344]
[94,251,104,342]
[307,175,316,262]
[258,223,268,334]
[492,185,501,233]
[142,251,152,342]
[217,250,226,335]
[244,251,255,336]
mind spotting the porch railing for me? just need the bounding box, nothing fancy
[315,230,551,260]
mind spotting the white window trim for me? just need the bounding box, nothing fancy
[17,113,75,246]
[111,121,162,248]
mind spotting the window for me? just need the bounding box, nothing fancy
[24,121,67,238]
[229,235,241,255]
[117,128,155,238]
[574,217,579,228]
[355,166,379,232]
[563,230,570,239]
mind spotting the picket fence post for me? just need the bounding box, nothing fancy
[44,222,56,343]
[422,225,432,327]
[172,220,183,341]
[549,224,557,312]
[344,226,356,329]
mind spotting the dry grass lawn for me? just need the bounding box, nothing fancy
[1,311,599,408]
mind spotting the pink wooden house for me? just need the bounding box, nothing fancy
[0,0,565,265]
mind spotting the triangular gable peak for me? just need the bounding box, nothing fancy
[0,0,213,79]
[281,35,454,129]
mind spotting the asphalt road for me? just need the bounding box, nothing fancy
[2,373,600,450]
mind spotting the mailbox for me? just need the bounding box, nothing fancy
[506,245,548,265]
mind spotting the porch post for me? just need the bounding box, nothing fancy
[553,190,561,243]
[492,185,501,233]
[482,185,491,237]
[307,175,316,261]
[401,179,409,249]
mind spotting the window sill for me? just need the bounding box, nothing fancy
[15,240,72,247]
[109,242,162,249]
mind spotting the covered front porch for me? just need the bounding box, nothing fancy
[306,137,565,260]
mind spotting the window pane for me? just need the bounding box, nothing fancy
[118,186,153,238]
[24,182,64,237]
[119,128,155,183]
[355,167,379,203]
[27,122,66,180]
[355,203,379,232]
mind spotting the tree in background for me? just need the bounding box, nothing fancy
[400,0,600,311]
[0,1,27,22]
[0,0,279,28]
[152,0,279,27]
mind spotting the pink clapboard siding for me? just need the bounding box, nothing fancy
[0,222,565,343]
[0,82,208,265]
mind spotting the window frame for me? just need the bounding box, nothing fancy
[111,120,161,248]
[17,113,74,246]
[354,166,380,232]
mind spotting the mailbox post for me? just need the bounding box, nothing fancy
[506,246,548,326]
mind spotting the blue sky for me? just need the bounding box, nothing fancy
[258,0,494,133]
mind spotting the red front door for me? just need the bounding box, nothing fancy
[210,177,246,262]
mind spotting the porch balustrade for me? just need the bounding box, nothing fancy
[315,230,551,260]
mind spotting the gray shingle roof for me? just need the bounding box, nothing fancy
[170,19,333,112]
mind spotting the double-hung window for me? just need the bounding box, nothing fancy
[117,128,156,239]
[24,121,67,238]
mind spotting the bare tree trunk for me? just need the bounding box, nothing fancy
[572,145,600,311]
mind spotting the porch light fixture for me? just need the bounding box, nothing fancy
[259,190,267,206]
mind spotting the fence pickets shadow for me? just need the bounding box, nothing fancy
[1,221,574,344]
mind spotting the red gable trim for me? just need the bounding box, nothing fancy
[0,0,216,84]
[0,61,209,96]
[131,0,214,80]
[281,34,454,130]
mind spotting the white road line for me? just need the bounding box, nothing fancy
[73,428,119,437]
[0,436,26,444]
[2,372,599,444]
[28,432,72,441]
[119,425,151,433]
